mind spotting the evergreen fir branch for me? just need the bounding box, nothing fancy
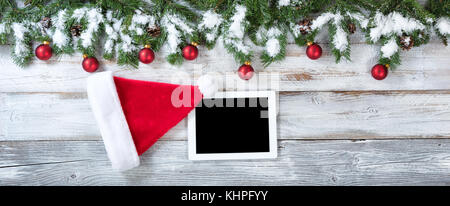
[197,10,224,49]
[0,0,447,69]
[167,52,183,64]
[426,0,450,18]
[11,22,33,67]
[117,50,139,68]
[221,3,253,64]
[428,0,450,46]
[259,25,288,67]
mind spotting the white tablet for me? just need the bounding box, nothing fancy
[188,91,277,160]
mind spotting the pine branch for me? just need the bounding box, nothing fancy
[0,0,447,69]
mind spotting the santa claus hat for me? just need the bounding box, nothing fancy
[86,71,217,171]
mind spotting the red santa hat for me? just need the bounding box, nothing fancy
[86,71,217,171]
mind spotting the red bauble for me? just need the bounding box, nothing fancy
[139,45,155,64]
[182,43,198,60]
[35,42,52,60]
[82,56,99,73]
[238,62,254,80]
[306,42,322,60]
[371,64,388,80]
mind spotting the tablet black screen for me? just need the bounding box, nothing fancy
[195,97,270,154]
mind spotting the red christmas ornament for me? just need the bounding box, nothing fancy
[238,61,254,80]
[306,42,322,60]
[82,55,99,73]
[371,64,389,80]
[35,41,52,60]
[182,42,198,60]
[139,45,155,64]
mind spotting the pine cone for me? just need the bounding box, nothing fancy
[298,19,312,35]
[348,22,356,34]
[147,26,161,37]
[71,25,82,37]
[40,17,52,29]
[400,35,414,50]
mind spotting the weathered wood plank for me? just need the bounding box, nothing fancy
[1,139,449,185]
[0,40,449,92]
[2,91,450,141]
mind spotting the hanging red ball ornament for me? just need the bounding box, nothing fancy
[238,61,254,80]
[35,41,52,60]
[306,42,322,60]
[182,42,199,60]
[371,64,389,80]
[139,44,155,64]
[82,55,99,73]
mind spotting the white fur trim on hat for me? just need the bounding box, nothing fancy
[197,74,218,97]
[86,71,140,171]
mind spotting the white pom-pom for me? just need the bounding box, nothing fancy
[197,74,218,97]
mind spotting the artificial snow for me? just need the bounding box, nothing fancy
[369,11,425,42]
[12,23,26,41]
[104,11,123,54]
[160,13,195,55]
[278,0,290,7]
[0,23,6,34]
[267,27,282,37]
[166,14,193,35]
[332,14,348,52]
[199,11,222,41]
[120,33,133,52]
[205,33,216,41]
[255,26,267,43]
[129,10,155,36]
[289,22,301,37]
[79,8,104,48]
[72,8,88,21]
[381,38,399,58]
[12,23,28,56]
[266,38,280,57]
[311,12,349,52]
[265,27,282,57]
[311,12,334,30]
[199,10,223,29]
[163,21,181,54]
[223,5,250,54]
[346,12,369,29]
[223,38,250,54]
[228,5,247,39]
[52,10,68,48]
[436,17,450,35]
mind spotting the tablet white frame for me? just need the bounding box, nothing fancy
[188,91,277,160]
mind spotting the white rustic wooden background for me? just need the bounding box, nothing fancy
[1,1,450,185]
